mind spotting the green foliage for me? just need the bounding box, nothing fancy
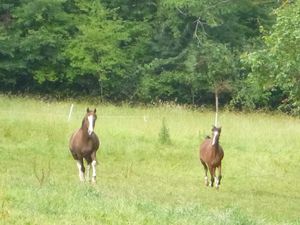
[158,117,171,144]
[0,0,75,92]
[64,1,129,98]
[135,0,276,106]
[230,75,272,110]
[242,1,300,113]
[2,0,296,113]
[192,40,238,93]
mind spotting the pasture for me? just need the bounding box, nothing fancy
[0,95,300,225]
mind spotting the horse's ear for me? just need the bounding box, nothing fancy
[94,108,96,113]
[87,107,90,112]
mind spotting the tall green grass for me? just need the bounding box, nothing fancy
[0,95,300,225]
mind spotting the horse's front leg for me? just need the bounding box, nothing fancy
[85,156,93,182]
[215,164,222,189]
[86,163,91,182]
[76,158,85,182]
[91,151,97,183]
[200,159,209,186]
[208,166,215,187]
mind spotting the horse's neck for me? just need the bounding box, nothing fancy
[214,143,222,153]
[212,139,220,148]
[80,121,89,139]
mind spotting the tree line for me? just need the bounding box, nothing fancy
[0,0,299,113]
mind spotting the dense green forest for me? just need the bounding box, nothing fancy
[0,0,299,112]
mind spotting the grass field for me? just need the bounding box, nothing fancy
[0,95,300,225]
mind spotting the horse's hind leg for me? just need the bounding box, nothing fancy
[91,151,97,183]
[200,159,209,186]
[76,158,85,182]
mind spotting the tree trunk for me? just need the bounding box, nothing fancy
[98,74,103,102]
[191,87,195,105]
[214,89,219,127]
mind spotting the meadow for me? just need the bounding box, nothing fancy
[0,95,299,225]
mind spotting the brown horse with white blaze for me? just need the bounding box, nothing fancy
[69,108,100,183]
[199,126,224,189]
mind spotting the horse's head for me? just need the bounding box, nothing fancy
[211,125,221,146]
[83,107,97,136]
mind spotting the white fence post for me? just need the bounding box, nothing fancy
[68,104,74,122]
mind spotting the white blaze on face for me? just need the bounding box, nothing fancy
[212,130,219,146]
[88,115,94,135]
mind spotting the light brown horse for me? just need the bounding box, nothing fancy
[69,108,100,183]
[199,126,224,189]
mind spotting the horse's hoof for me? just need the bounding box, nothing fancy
[204,177,208,186]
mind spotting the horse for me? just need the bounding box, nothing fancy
[69,108,100,183]
[199,125,224,189]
